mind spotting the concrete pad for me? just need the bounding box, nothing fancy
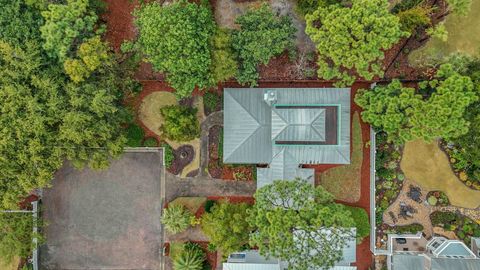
[40,151,164,270]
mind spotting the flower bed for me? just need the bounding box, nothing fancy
[207,126,256,181]
[374,132,405,248]
[430,211,480,246]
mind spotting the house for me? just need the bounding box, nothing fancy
[223,88,351,188]
[223,229,357,270]
[386,233,480,270]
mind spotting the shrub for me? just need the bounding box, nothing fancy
[204,200,216,213]
[210,28,238,84]
[446,0,472,16]
[305,0,407,86]
[126,124,144,147]
[427,196,438,206]
[345,206,370,242]
[173,242,206,270]
[162,204,194,234]
[160,105,200,142]
[143,137,158,147]
[203,91,221,113]
[396,6,431,33]
[430,211,457,225]
[134,0,215,98]
[162,143,174,168]
[395,223,424,234]
[232,4,296,86]
[40,0,98,61]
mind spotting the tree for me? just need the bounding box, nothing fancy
[247,179,355,270]
[40,0,98,61]
[345,206,370,243]
[396,6,431,33]
[232,4,296,86]
[210,28,238,84]
[201,201,253,255]
[173,242,206,270]
[0,41,129,208]
[134,0,215,98]
[445,54,480,182]
[160,105,200,142]
[355,64,477,144]
[0,0,43,46]
[161,204,193,234]
[64,35,111,83]
[305,0,407,86]
[0,212,40,264]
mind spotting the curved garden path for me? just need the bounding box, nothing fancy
[199,111,223,177]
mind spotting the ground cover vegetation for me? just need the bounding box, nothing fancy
[171,242,208,270]
[430,211,480,245]
[0,0,137,262]
[305,0,407,86]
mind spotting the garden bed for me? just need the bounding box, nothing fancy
[440,140,480,191]
[374,131,405,249]
[430,211,480,246]
[207,126,256,181]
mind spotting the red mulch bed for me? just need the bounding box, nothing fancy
[102,0,137,53]
[207,125,256,181]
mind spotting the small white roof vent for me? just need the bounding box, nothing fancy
[264,90,277,106]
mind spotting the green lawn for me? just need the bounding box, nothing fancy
[319,112,363,202]
[409,0,480,66]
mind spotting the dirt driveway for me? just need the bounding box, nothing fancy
[39,150,164,270]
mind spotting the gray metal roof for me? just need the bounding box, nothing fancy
[224,88,350,188]
[431,258,480,270]
[257,150,314,188]
[223,88,272,164]
[223,88,351,166]
[392,255,424,270]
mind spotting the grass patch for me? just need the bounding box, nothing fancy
[170,197,207,214]
[0,256,19,270]
[409,0,480,66]
[345,206,370,243]
[401,140,480,209]
[319,112,363,202]
[126,123,145,147]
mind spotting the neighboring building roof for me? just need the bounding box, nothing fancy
[292,228,357,267]
[223,263,281,270]
[391,254,424,270]
[436,241,476,257]
[431,258,480,270]
[429,239,477,258]
[223,250,283,270]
